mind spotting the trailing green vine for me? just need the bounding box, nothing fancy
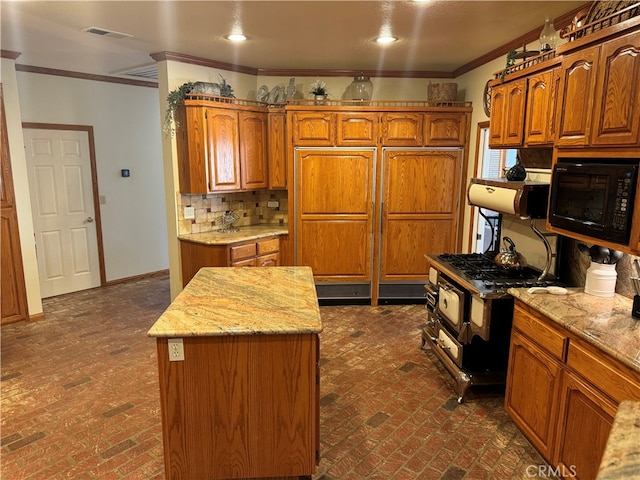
[163,82,196,138]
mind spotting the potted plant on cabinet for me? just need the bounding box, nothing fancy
[310,80,329,103]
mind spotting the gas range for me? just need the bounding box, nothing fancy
[428,253,559,298]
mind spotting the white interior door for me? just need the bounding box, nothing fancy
[23,128,101,298]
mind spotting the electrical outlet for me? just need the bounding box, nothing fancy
[184,206,195,220]
[168,338,184,361]
[267,200,279,208]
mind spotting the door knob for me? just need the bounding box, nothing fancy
[84,217,94,223]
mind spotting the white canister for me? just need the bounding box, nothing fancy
[584,262,617,298]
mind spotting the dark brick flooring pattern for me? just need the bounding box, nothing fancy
[1,274,552,479]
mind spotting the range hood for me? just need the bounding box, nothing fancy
[467,178,549,219]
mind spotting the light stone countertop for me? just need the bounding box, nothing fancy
[597,401,640,480]
[178,225,289,245]
[508,288,640,373]
[147,266,322,337]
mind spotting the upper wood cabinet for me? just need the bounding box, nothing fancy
[556,29,640,147]
[176,102,273,193]
[238,111,268,190]
[488,78,527,147]
[336,113,378,146]
[524,68,559,145]
[423,113,467,146]
[380,112,423,146]
[291,111,334,146]
[268,109,287,189]
[591,29,640,147]
[555,45,601,147]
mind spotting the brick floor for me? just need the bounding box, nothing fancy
[1,273,552,479]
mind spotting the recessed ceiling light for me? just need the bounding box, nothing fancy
[375,35,398,44]
[225,33,247,42]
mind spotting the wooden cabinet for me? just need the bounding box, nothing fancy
[555,45,601,147]
[379,149,462,281]
[506,300,640,479]
[291,111,379,146]
[292,111,334,146]
[380,112,423,146]
[267,109,287,189]
[0,87,28,325]
[336,112,378,145]
[591,29,640,147]
[524,68,559,145]
[295,149,374,283]
[176,102,271,193]
[423,112,467,146]
[488,78,526,147]
[180,236,280,286]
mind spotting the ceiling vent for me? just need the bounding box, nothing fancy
[82,26,133,39]
[113,64,158,81]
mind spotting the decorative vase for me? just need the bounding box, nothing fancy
[350,72,373,101]
[314,94,326,104]
[505,156,527,181]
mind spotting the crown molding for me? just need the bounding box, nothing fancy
[14,64,158,88]
[1,50,21,60]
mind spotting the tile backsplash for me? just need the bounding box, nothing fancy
[177,190,288,235]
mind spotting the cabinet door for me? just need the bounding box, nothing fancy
[207,108,241,191]
[525,69,557,145]
[292,112,334,146]
[336,113,378,146]
[553,372,615,480]
[239,111,268,190]
[379,149,461,280]
[505,330,562,461]
[176,105,209,194]
[296,149,374,281]
[591,30,640,147]
[268,110,287,189]
[488,84,507,147]
[502,79,527,146]
[380,113,423,146]
[423,113,467,146]
[555,45,600,146]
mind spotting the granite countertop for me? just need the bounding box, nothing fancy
[508,288,640,373]
[147,266,322,337]
[597,400,640,479]
[178,224,289,245]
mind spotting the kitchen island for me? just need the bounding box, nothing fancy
[148,266,322,480]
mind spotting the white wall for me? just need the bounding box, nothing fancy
[14,70,169,288]
[1,58,43,316]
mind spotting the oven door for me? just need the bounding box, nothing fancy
[438,280,466,334]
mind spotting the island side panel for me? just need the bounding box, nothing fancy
[156,333,318,480]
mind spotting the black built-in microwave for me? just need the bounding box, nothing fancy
[549,160,638,245]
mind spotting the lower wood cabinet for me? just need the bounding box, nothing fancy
[180,236,280,286]
[506,301,640,480]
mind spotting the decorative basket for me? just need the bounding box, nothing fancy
[427,82,458,102]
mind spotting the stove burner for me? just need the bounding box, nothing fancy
[436,253,560,293]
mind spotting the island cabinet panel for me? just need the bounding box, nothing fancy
[423,113,467,146]
[379,149,461,280]
[238,111,268,190]
[524,68,559,145]
[156,333,318,479]
[591,29,640,147]
[554,45,600,147]
[336,112,378,146]
[267,110,287,189]
[380,112,423,146]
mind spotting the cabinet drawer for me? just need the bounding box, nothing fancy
[513,303,568,361]
[230,243,257,261]
[231,257,258,267]
[256,252,279,267]
[257,237,279,255]
[566,340,640,404]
